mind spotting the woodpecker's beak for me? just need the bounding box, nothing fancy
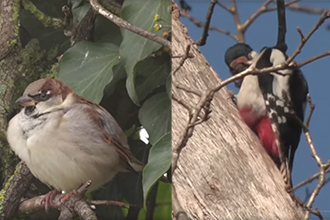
[16,95,36,107]
[229,56,249,88]
[229,56,248,71]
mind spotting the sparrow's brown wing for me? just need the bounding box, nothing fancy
[77,95,145,172]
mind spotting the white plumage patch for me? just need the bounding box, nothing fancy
[264,94,281,140]
[265,93,290,126]
[264,92,293,165]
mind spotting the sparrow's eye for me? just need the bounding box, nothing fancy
[38,91,50,101]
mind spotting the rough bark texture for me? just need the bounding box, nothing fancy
[171,3,305,219]
[0,1,56,219]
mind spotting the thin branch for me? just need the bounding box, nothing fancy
[297,50,330,68]
[89,0,171,49]
[293,96,329,220]
[216,2,231,13]
[230,0,244,42]
[293,167,330,191]
[180,10,237,41]
[241,0,273,33]
[21,0,70,29]
[288,3,328,15]
[18,181,98,220]
[195,0,217,46]
[287,11,330,64]
[89,200,129,208]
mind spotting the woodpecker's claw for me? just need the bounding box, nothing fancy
[228,90,237,106]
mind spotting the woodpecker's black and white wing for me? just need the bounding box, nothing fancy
[257,47,309,173]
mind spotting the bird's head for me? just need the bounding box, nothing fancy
[16,78,73,117]
[224,43,257,87]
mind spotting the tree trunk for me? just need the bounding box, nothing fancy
[171,2,305,219]
[0,1,57,219]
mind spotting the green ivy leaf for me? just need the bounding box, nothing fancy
[142,132,171,205]
[119,0,171,105]
[57,41,120,103]
[154,182,172,220]
[138,92,171,145]
[135,55,171,101]
[166,74,171,99]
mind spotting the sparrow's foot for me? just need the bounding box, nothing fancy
[60,190,77,203]
[42,190,61,212]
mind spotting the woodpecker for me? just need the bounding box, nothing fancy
[224,43,308,186]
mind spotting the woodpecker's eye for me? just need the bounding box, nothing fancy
[248,51,258,60]
[38,91,50,101]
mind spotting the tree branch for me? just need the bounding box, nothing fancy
[230,0,244,42]
[21,0,70,29]
[89,0,171,49]
[241,0,273,33]
[287,11,330,64]
[195,0,217,46]
[293,167,330,191]
[179,10,237,41]
[288,3,328,15]
[297,50,330,68]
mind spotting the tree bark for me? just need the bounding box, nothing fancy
[171,2,305,219]
[0,1,57,219]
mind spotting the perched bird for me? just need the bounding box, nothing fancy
[224,43,308,187]
[7,78,144,198]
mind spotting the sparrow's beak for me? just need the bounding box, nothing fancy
[16,95,36,107]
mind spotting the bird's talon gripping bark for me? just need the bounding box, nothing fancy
[227,90,237,105]
[60,190,77,203]
[42,190,61,212]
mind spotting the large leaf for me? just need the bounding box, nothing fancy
[166,74,171,99]
[94,16,123,46]
[154,182,171,220]
[135,54,171,101]
[119,0,171,105]
[57,41,120,103]
[142,132,171,205]
[138,92,171,145]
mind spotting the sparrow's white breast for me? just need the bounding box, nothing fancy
[7,106,121,192]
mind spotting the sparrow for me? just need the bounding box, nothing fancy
[7,78,145,195]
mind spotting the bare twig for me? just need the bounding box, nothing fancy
[216,2,231,13]
[195,0,217,46]
[293,167,330,191]
[21,0,70,29]
[89,0,171,49]
[89,200,129,208]
[287,11,330,64]
[241,0,273,33]
[292,96,329,220]
[230,0,244,42]
[180,10,237,41]
[297,50,330,68]
[288,3,328,15]
[172,45,201,97]
[18,181,97,219]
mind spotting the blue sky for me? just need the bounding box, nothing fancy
[176,0,330,217]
